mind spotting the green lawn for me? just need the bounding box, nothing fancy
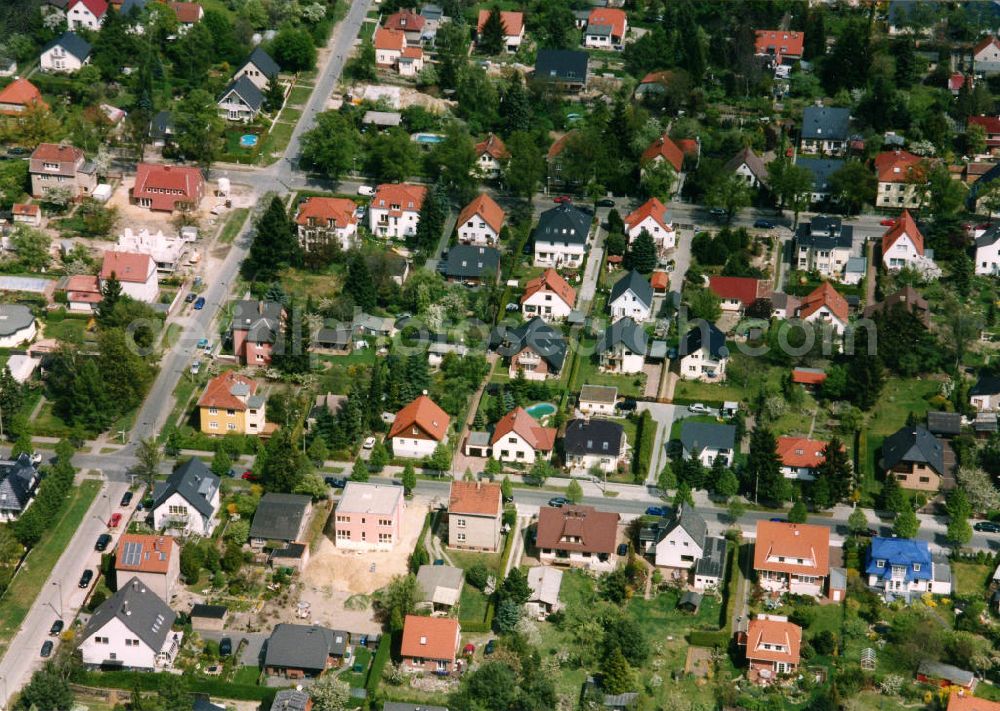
[866,377,940,436]
[447,548,504,575]
[342,645,371,689]
[0,479,101,656]
[672,378,748,404]
[628,588,723,636]
[458,585,490,625]
[258,122,295,163]
[219,208,250,245]
[41,316,90,343]
[32,400,74,437]
[952,562,991,596]
[286,85,313,106]
[278,107,303,124]
[231,666,260,685]
[572,348,646,398]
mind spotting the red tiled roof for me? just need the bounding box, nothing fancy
[295,197,357,230]
[401,615,459,663]
[401,46,423,60]
[588,7,627,38]
[100,251,153,284]
[874,150,925,183]
[776,436,828,469]
[388,394,450,441]
[12,203,38,217]
[0,79,47,114]
[536,505,619,555]
[64,274,101,304]
[708,276,763,307]
[197,371,258,411]
[373,183,427,216]
[384,9,425,32]
[69,0,108,17]
[115,534,175,574]
[641,133,684,172]
[476,9,523,36]
[753,520,830,578]
[169,2,203,23]
[374,27,406,51]
[640,70,674,85]
[797,282,849,324]
[624,197,672,235]
[746,616,802,665]
[650,271,669,290]
[491,407,556,451]
[949,693,1000,711]
[949,73,968,92]
[974,36,1000,56]
[882,209,924,255]
[449,480,502,516]
[754,29,804,59]
[969,115,1000,134]
[457,193,505,235]
[677,138,700,157]
[547,131,576,161]
[521,268,576,307]
[475,133,509,161]
[30,143,84,164]
[132,163,204,211]
[791,368,826,385]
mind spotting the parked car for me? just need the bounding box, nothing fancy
[119,491,133,507]
[688,403,711,414]
[857,527,879,537]
[709,207,726,217]
[108,513,122,528]
[190,360,202,375]
[193,297,206,310]
[645,506,668,517]
[354,205,367,219]
[196,338,209,349]
[185,293,197,304]
[547,496,569,508]
[484,639,496,655]
[769,517,785,523]
[617,398,637,412]
[553,195,572,204]
[753,219,775,229]
[40,641,53,658]
[505,302,520,312]
[974,521,1000,533]
[241,470,259,481]
[880,218,896,226]
[49,619,64,636]
[324,476,347,488]
[596,198,615,207]
[363,436,377,450]
[219,637,233,657]
[357,185,376,196]
[95,533,112,551]
[78,569,94,588]
[616,543,629,556]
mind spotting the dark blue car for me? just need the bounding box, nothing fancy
[193,297,206,310]
[645,506,668,517]
[753,219,775,229]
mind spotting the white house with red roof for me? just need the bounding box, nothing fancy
[969,115,1000,152]
[448,480,502,551]
[374,27,406,67]
[369,183,427,239]
[794,283,849,336]
[11,203,40,228]
[64,274,102,313]
[753,30,804,65]
[882,209,926,271]
[473,133,509,179]
[874,150,926,209]
[388,394,450,459]
[456,193,504,246]
[521,268,576,322]
[131,163,204,212]
[776,436,829,481]
[745,615,802,685]
[708,276,767,314]
[753,520,830,597]
[398,46,425,77]
[169,2,204,31]
[101,251,159,303]
[974,36,1000,75]
[624,197,675,252]
[490,407,556,464]
[641,133,685,173]
[584,8,628,48]
[476,10,524,52]
[295,196,358,252]
[383,9,425,44]
[67,0,107,30]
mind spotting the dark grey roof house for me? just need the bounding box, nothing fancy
[597,317,648,358]
[491,316,567,374]
[680,422,736,459]
[972,374,1000,397]
[42,32,91,63]
[80,576,178,669]
[151,458,220,530]
[231,300,284,345]
[678,322,727,360]
[563,418,625,457]
[534,49,589,88]
[218,74,264,115]
[270,689,311,711]
[264,624,348,676]
[926,411,962,438]
[250,493,312,545]
[695,535,727,582]
[882,425,944,475]
[795,216,854,250]
[149,110,174,143]
[796,157,845,195]
[0,453,40,521]
[801,106,851,143]
[243,46,280,81]
[441,244,500,283]
[609,270,653,312]
[533,204,591,245]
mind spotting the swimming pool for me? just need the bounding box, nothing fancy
[240,134,259,148]
[413,133,445,144]
[525,402,556,419]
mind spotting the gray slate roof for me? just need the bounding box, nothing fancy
[563,418,624,456]
[796,216,853,249]
[270,689,311,711]
[534,49,589,83]
[533,204,591,245]
[972,374,1000,396]
[491,316,567,372]
[0,454,39,514]
[926,411,962,437]
[264,624,345,671]
[882,425,944,475]
[680,421,736,455]
[801,106,851,141]
[679,322,727,360]
[917,660,974,687]
[597,317,648,356]
[665,505,707,545]
[43,32,91,62]
[152,458,219,518]
[442,245,500,279]
[219,75,264,112]
[796,157,845,192]
[82,576,177,652]
[232,300,283,344]
[976,224,1000,248]
[250,493,311,542]
[724,146,770,186]
[0,304,34,337]
[149,110,174,140]
[609,270,653,310]
[245,46,280,80]
[695,536,727,579]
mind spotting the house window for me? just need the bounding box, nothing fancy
[876,560,884,568]
[209,422,218,429]
[455,518,466,528]
[336,515,349,523]
[913,563,921,572]
[336,529,350,539]
[227,423,236,431]
[378,518,392,526]
[457,532,466,542]
[168,505,187,516]
[208,408,218,415]
[378,533,393,543]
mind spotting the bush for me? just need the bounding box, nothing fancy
[467,563,489,590]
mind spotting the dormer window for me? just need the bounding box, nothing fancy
[912,563,921,572]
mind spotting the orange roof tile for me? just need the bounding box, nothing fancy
[374,27,406,51]
[100,251,153,284]
[882,208,924,256]
[641,133,684,172]
[373,183,427,216]
[384,9,425,32]
[169,2,203,23]
[753,520,830,578]
[776,436,828,469]
[295,197,357,229]
[475,133,509,161]
[754,29,804,59]
[708,276,764,307]
[30,143,84,164]
[521,268,576,308]
[746,616,802,665]
[400,615,460,662]
[0,78,47,114]
[791,368,826,385]
[476,9,523,36]
[797,282,849,324]
[624,197,672,235]
[197,371,259,411]
[115,534,175,574]
[12,203,38,217]
[536,505,619,555]
[949,693,1000,711]
[449,480,502,516]
[490,407,556,451]
[69,0,108,17]
[650,271,669,290]
[132,163,204,211]
[640,70,674,85]
[64,274,101,303]
[401,46,423,59]
[547,131,576,161]
[874,150,925,183]
[588,7,627,38]
[457,193,505,235]
[388,394,450,441]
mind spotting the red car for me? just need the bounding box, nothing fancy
[108,513,122,528]
[553,195,572,204]
[241,470,259,481]
[879,218,896,226]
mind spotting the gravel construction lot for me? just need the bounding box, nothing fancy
[302,496,430,594]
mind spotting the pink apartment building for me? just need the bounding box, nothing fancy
[333,482,404,551]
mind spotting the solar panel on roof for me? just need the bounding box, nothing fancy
[122,540,143,567]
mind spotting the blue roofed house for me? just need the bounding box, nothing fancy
[799,106,851,156]
[217,75,264,123]
[865,536,952,601]
[796,157,845,205]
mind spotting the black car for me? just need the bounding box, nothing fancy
[617,398,637,412]
[119,491,133,507]
[547,496,569,508]
[484,639,496,655]
[219,637,233,657]
[324,476,347,488]
[7,147,29,156]
[975,521,1000,533]
[78,569,94,588]
[857,527,879,537]
[40,641,53,658]
[753,219,775,229]
[596,198,615,207]
[95,533,112,551]
[616,543,629,556]
[50,619,64,636]
[184,292,197,303]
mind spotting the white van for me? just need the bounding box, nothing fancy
[357,185,376,197]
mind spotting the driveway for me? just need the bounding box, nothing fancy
[635,402,682,487]
[198,630,269,667]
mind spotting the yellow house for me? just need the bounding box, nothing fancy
[198,371,267,435]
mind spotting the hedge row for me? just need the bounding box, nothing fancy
[365,634,393,697]
[71,670,278,703]
[633,410,655,482]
